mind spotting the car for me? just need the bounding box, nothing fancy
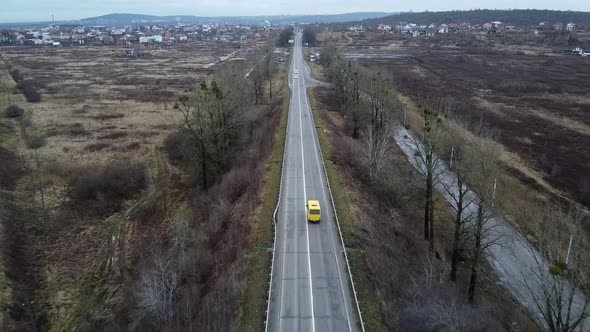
[306,200,321,222]
[294,74,298,79]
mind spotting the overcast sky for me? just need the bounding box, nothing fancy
[1,0,589,23]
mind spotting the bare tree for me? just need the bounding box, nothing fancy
[136,251,179,325]
[441,129,476,282]
[365,71,389,131]
[264,41,275,101]
[328,54,351,108]
[430,299,468,332]
[356,122,395,183]
[523,205,590,332]
[251,59,265,105]
[464,131,501,303]
[349,63,361,139]
[175,72,245,189]
[410,106,446,252]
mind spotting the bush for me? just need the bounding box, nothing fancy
[84,142,111,152]
[69,160,146,203]
[92,113,125,120]
[9,69,24,82]
[16,80,41,102]
[163,131,188,164]
[0,147,25,190]
[26,134,46,149]
[4,105,24,118]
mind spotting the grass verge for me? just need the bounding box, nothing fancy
[240,53,291,332]
[307,87,387,331]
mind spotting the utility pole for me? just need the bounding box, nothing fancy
[565,235,573,265]
[449,146,455,169]
[403,108,407,127]
[491,178,497,208]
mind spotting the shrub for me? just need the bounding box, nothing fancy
[4,105,24,118]
[16,80,41,102]
[69,160,146,203]
[92,113,125,121]
[26,134,46,149]
[84,142,111,152]
[163,131,188,164]
[0,147,25,190]
[9,69,24,82]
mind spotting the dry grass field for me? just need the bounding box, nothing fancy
[310,30,590,330]
[339,32,590,208]
[0,41,244,164]
[0,39,272,330]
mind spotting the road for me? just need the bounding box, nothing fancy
[266,33,361,332]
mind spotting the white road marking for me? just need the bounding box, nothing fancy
[297,56,316,332]
[278,117,289,332]
[301,52,353,332]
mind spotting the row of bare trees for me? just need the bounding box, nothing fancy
[132,42,288,330]
[250,41,276,105]
[319,44,589,330]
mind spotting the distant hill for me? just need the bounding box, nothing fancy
[80,12,392,26]
[361,9,590,27]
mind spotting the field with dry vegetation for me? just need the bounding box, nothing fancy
[0,38,287,331]
[0,42,247,163]
[306,29,590,331]
[333,31,590,209]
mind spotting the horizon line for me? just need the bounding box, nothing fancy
[1,8,589,25]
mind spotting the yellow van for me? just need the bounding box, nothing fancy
[306,200,321,222]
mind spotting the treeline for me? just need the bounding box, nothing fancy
[129,56,284,330]
[362,9,590,27]
[249,41,277,104]
[318,45,590,330]
[0,44,285,330]
[277,27,294,47]
[302,27,317,46]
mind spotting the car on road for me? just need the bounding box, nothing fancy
[306,200,321,222]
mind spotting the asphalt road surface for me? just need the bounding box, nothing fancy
[266,33,361,332]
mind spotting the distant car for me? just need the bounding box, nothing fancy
[294,74,298,79]
[295,69,298,74]
[306,200,321,222]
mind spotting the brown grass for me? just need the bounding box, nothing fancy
[354,39,590,208]
[0,43,221,164]
[0,36,286,331]
[311,84,540,331]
